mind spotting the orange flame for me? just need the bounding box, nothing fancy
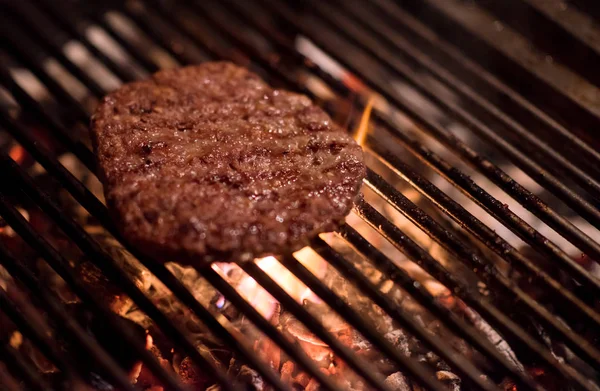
[213,249,325,320]
[257,251,323,306]
[354,97,375,146]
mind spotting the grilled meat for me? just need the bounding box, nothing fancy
[91,62,365,265]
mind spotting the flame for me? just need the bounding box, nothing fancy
[257,253,323,306]
[353,97,375,146]
[213,249,325,320]
[213,262,278,320]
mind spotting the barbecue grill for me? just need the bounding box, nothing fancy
[1,0,599,390]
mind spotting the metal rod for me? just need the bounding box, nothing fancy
[0,106,290,390]
[0,69,96,172]
[335,225,541,391]
[119,4,200,66]
[0,194,190,391]
[0,5,506,388]
[181,0,600,373]
[352,198,597,390]
[271,255,501,391]
[364,169,600,371]
[2,2,596,388]
[390,0,600,160]
[260,0,600,265]
[0,31,91,123]
[0,16,290,387]
[4,3,106,98]
[336,0,600,203]
[241,263,434,391]
[366,140,600,332]
[200,267,343,391]
[0,343,53,391]
[88,0,600,382]
[0,157,216,391]
[218,0,600,300]
[368,0,600,178]
[0,287,78,384]
[31,0,139,82]
[477,0,600,89]
[0,243,139,391]
[89,13,161,73]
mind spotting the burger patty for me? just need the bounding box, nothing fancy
[91,62,365,265]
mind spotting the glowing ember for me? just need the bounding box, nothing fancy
[353,97,375,146]
[9,145,26,165]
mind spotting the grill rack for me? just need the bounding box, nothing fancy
[0,0,598,390]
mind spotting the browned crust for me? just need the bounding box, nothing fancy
[91,62,365,266]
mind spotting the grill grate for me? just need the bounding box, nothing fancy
[0,0,599,390]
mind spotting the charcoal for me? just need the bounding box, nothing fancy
[463,308,524,373]
[237,365,265,391]
[384,372,412,391]
[383,329,410,357]
[178,356,210,389]
[281,361,295,384]
[435,371,460,391]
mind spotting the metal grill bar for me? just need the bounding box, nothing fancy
[479,0,600,89]
[111,2,600,386]
[0,286,80,384]
[313,0,600,210]
[333,225,539,390]
[0,6,476,391]
[364,169,600,369]
[5,2,106,97]
[396,0,600,157]
[1,0,599,390]
[0,8,366,391]
[368,0,600,180]
[204,0,600,312]
[258,0,600,267]
[120,3,205,66]
[0,109,295,391]
[0,6,384,391]
[171,0,600,380]
[62,3,549,388]
[240,263,402,391]
[366,141,600,331]
[0,161,191,391]
[0,8,368,390]
[86,13,160,75]
[0,243,139,391]
[16,7,488,390]
[31,0,139,83]
[0,164,244,390]
[332,0,600,203]
[202,268,343,391]
[369,111,599,298]
[0,68,95,170]
[0,108,291,391]
[352,199,597,390]
[0,23,449,391]
[0,343,52,391]
[213,0,600,309]
[273,252,505,391]
[0,30,91,124]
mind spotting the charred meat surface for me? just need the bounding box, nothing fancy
[91,62,365,265]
